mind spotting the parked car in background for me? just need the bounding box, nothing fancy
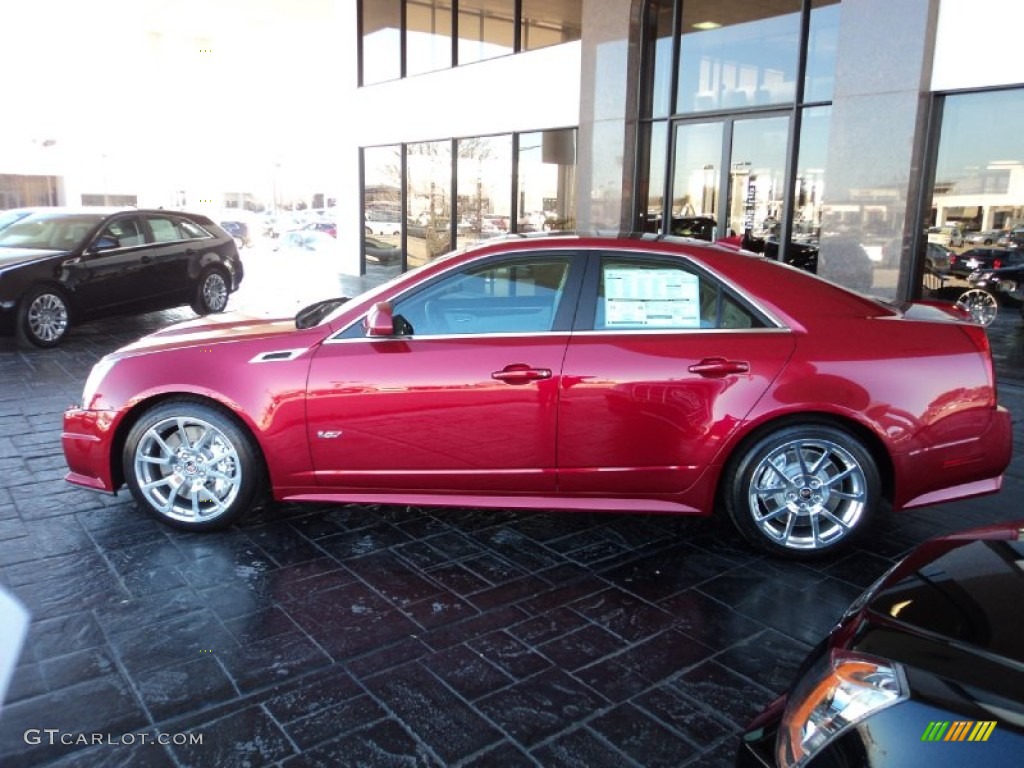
[948,246,1024,278]
[365,210,402,236]
[273,230,335,254]
[965,228,1007,246]
[0,208,243,347]
[966,261,1024,310]
[219,219,252,248]
[924,241,953,272]
[303,220,337,237]
[63,234,1010,560]
[363,235,401,265]
[996,227,1024,248]
[927,225,965,248]
[738,521,1024,767]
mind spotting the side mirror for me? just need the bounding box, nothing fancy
[363,301,395,337]
[89,235,120,252]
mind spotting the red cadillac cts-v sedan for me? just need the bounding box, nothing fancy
[61,234,1013,558]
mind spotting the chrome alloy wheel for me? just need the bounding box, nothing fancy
[955,288,998,326]
[27,293,69,342]
[133,415,242,523]
[203,272,229,312]
[746,438,867,551]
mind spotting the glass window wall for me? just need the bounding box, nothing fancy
[676,0,802,114]
[520,0,582,52]
[363,145,405,276]
[362,128,577,274]
[360,0,580,83]
[407,1,453,76]
[517,128,576,232]
[456,135,513,247]
[361,0,402,85]
[805,0,840,103]
[407,140,453,268]
[457,0,515,65]
[923,88,1024,304]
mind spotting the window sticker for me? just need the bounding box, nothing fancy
[604,268,700,327]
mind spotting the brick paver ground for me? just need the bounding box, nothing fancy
[2,247,1022,767]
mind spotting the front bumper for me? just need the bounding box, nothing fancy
[62,407,120,493]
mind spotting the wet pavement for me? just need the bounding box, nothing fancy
[1,249,1023,767]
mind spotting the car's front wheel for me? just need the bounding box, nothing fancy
[16,286,71,348]
[723,424,880,558]
[192,268,230,315]
[123,400,263,531]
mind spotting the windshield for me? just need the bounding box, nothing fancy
[0,210,32,232]
[0,214,105,250]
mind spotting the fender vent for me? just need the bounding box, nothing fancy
[248,349,307,363]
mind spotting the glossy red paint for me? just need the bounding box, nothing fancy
[62,235,1012,539]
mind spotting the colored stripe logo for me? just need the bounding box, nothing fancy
[921,721,997,742]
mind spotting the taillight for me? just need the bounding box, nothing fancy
[950,254,958,264]
[994,259,1002,269]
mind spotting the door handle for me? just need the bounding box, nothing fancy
[688,357,750,376]
[492,364,552,384]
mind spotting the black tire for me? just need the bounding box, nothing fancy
[192,268,230,315]
[122,399,264,531]
[15,285,71,348]
[723,423,880,559]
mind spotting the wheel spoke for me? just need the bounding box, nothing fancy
[175,419,193,450]
[829,488,865,502]
[795,443,812,476]
[141,476,174,492]
[823,466,857,486]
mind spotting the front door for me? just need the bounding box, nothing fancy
[305,253,582,494]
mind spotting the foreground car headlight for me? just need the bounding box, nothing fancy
[777,651,907,768]
[80,356,119,409]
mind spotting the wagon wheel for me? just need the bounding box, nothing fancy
[955,288,998,326]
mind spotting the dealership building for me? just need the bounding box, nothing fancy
[338,0,1024,301]
[4,0,1024,302]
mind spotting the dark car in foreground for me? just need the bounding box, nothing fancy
[738,521,1024,766]
[62,234,1011,558]
[0,208,243,347]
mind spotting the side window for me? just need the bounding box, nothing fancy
[146,216,183,243]
[392,257,572,335]
[596,258,763,330]
[100,217,145,247]
[177,219,210,239]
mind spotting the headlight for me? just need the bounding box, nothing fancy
[80,356,118,409]
[776,651,907,768]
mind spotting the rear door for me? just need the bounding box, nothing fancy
[556,252,795,499]
[141,214,211,303]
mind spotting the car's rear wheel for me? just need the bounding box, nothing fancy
[16,286,71,348]
[123,400,263,531]
[724,424,880,558]
[192,268,230,315]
